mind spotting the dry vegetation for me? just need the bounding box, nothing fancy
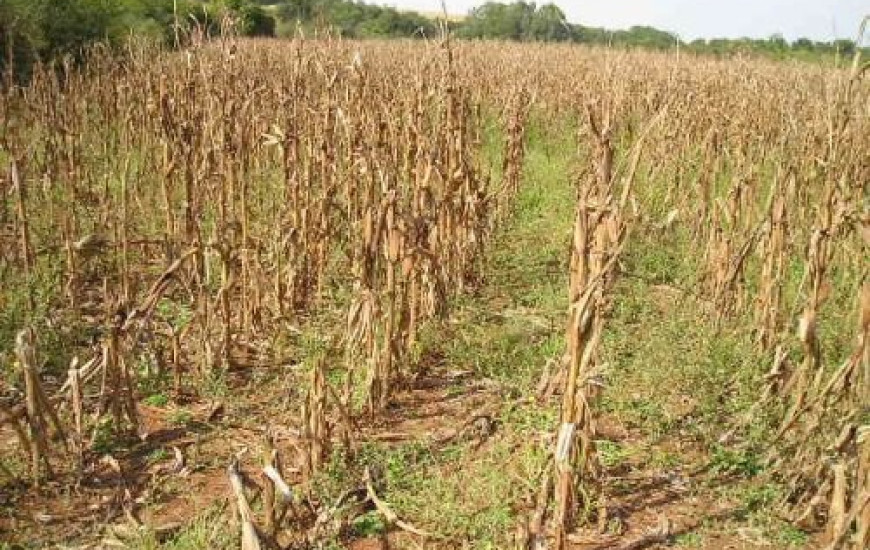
[0,32,867,550]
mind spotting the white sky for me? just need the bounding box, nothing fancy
[375,1,869,42]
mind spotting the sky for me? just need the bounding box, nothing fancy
[374,1,869,42]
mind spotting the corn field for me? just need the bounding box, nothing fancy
[0,32,867,550]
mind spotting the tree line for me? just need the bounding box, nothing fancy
[1,1,276,77]
[2,0,865,78]
[456,2,863,59]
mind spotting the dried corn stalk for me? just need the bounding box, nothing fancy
[768,283,868,549]
[15,329,66,485]
[548,104,628,550]
[302,358,329,478]
[228,458,262,550]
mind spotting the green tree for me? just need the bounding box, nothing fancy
[793,38,815,51]
[1,0,47,76]
[240,4,277,36]
[277,0,317,21]
[613,26,676,50]
[219,0,277,36]
[461,2,526,40]
[832,39,856,57]
[39,0,120,57]
[768,33,787,51]
[528,3,569,41]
